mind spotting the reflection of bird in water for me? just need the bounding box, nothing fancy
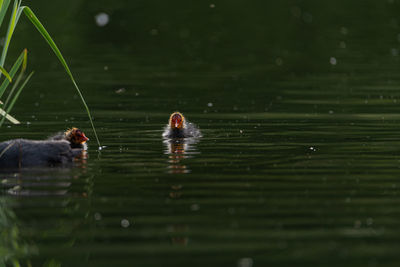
[162,112,201,138]
[162,112,201,246]
[163,138,200,174]
[167,224,189,246]
[1,167,87,196]
[0,127,89,168]
[162,112,201,174]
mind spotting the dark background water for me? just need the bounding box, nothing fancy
[2,0,400,266]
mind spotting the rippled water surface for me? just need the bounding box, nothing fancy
[2,0,400,266]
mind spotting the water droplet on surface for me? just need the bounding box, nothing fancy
[340,27,348,35]
[190,204,200,211]
[115,88,126,94]
[95,12,109,27]
[121,219,130,228]
[94,212,102,221]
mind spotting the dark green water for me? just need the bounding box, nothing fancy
[2,0,400,266]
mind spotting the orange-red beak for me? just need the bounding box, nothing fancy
[80,133,89,143]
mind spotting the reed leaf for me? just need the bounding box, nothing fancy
[0,0,20,68]
[0,49,25,99]
[0,66,11,82]
[5,72,33,115]
[20,6,101,147]
[0,0,11,27]
[0,71,33,126]
[0,2,101,148]
[0,107,19,124]
[0,48,28,127]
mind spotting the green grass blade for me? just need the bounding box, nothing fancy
[0,71,33,127]
[0,0,20,68]
[0,66,12,82]
[0,107,19,125]
[0,0,11,27]
[21,6,101,148]
[0,48,27,126]
[0,49,25,99]
[5,71,33,114]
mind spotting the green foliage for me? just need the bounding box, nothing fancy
[0,0,101,147]
[0,198,36,266]
[43,259,62,267]
[0,49,25,100]
[0,67,12,82]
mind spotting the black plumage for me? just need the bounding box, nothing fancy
[0,139,82,168]
[0,127,88,168]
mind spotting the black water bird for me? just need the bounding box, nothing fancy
[162,112,201,138]
[0,128,89,168]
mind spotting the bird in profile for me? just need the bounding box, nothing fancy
[48,127,89,149]
[162,112,201,138]
[0,127,89,168]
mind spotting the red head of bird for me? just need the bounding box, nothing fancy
[65,128,89,145]
[169,112,185,129]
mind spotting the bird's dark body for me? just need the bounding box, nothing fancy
[0,139,82,168]
[163,122,201,139]
[167,128,186,138]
